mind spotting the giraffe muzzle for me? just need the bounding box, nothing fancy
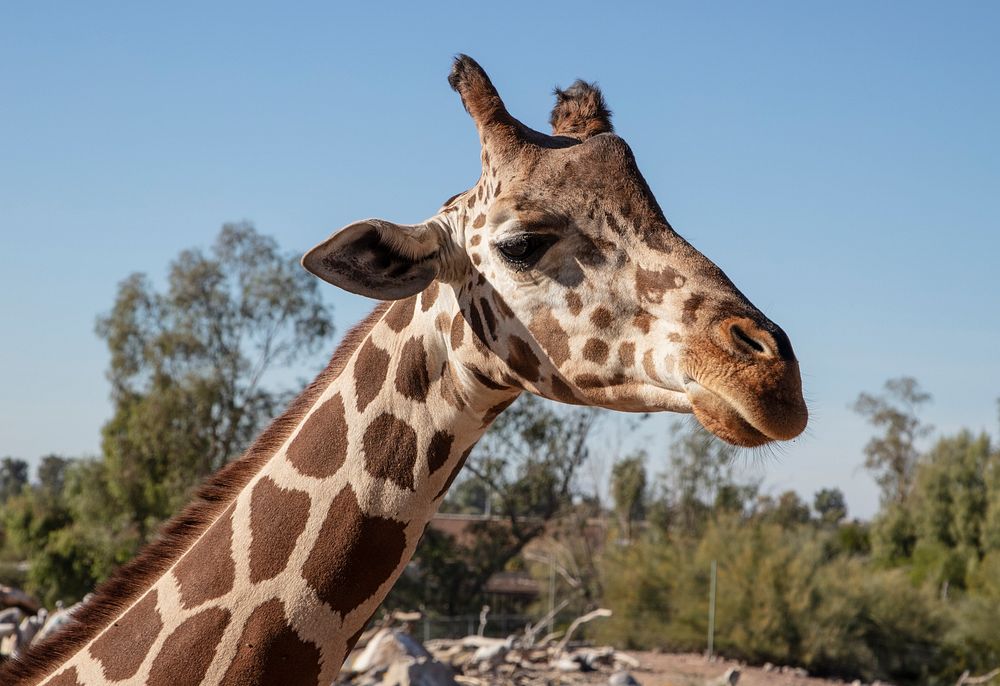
[679,316,808,447]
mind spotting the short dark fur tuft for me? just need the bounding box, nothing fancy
[0,302,392,685]
[550,80,613,140]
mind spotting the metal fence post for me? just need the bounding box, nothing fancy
[707,559,717,658]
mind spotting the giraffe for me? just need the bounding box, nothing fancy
[3,55,807,686]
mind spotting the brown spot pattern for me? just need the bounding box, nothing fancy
[438,362,465,410]
[507,335,541,382]
[220,598,321,686]
[480,298,498,340]
[583,338,610,364]
[302,485,407,616]
[420,281,439,311]
[466,304,490,354]
[565,291,583,315]
[385,296,416,332]
[90,589,162,681]
[550,375,580,403]
[354,339,390,413]
[643,349,662,382]
[472,214,486,228]
[395,337,431,402]
[147,607,230,686]
[470,234,482,246]
[249,477,311,583]
[482,398,516,426]
[363,413,418,490]
[682,293,705,325]
[174,505,236,609]
[427,430,455,475]
[590,307,613,329]
[635,265,685,304]
[619,342,636,367]
[450,312,465,350]
[434,446,474,500]
[633,310,653,333]
[471,368,509,391]
[287,394,349,479]
[492,291,514,318]
[575,374,604,389]
[47,668,84,686]
[529,309,571,368]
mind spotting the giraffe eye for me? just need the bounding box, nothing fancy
[495,234,557,270]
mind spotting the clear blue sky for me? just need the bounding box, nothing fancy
[1,2,997,519]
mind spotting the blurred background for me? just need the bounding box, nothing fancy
[1,3,998,683]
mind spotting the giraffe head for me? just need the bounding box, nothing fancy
[304,56,807,448]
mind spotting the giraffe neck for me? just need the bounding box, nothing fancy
[29,287,518,686]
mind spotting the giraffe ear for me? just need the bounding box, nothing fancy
[302,219,444,300]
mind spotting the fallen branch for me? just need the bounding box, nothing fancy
[523,597,572,645]
[554,608,612,655]
[957,668,1000,686]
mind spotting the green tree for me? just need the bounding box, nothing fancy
[611,453,647,542]
[3,224,335,604]
[95,222,334,539]
[655,422,757,536]
[36,455,71,500]
[0,457,29,504]
[814,487,848,526]
[853,377,931,504]
[763,490,812,529]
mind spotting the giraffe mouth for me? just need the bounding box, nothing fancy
[681,377,774,448]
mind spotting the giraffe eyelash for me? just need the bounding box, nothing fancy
[493,234,559,270]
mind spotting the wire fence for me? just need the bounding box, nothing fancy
[418,613,535,642]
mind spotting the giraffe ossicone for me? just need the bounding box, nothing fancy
[7,55,806,686]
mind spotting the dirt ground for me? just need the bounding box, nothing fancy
[622,652,847,686]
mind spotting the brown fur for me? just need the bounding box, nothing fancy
[0,302,392,686]
[550,80,613,139]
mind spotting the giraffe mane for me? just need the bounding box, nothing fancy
[0,301,392,685]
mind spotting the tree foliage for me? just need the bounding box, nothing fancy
[95,222,334,537]
[611,454,647,542]
[853,377,931,504]
[0,457,29,504]
[814,488,847,527]
[1,224,334,603]
[598,383,1000,685]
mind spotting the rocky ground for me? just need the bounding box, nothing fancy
[336,625,881,686]
[622,652,856,686]
[0,587,889,686]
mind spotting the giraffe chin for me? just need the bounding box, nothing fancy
[684,381,774,448]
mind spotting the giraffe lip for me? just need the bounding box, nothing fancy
[681,377,773,447]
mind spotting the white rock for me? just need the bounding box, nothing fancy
[609,670,641,686]
[381,657,457,686]
[349,628,431,675]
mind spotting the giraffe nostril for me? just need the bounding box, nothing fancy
[730,324,766,354]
